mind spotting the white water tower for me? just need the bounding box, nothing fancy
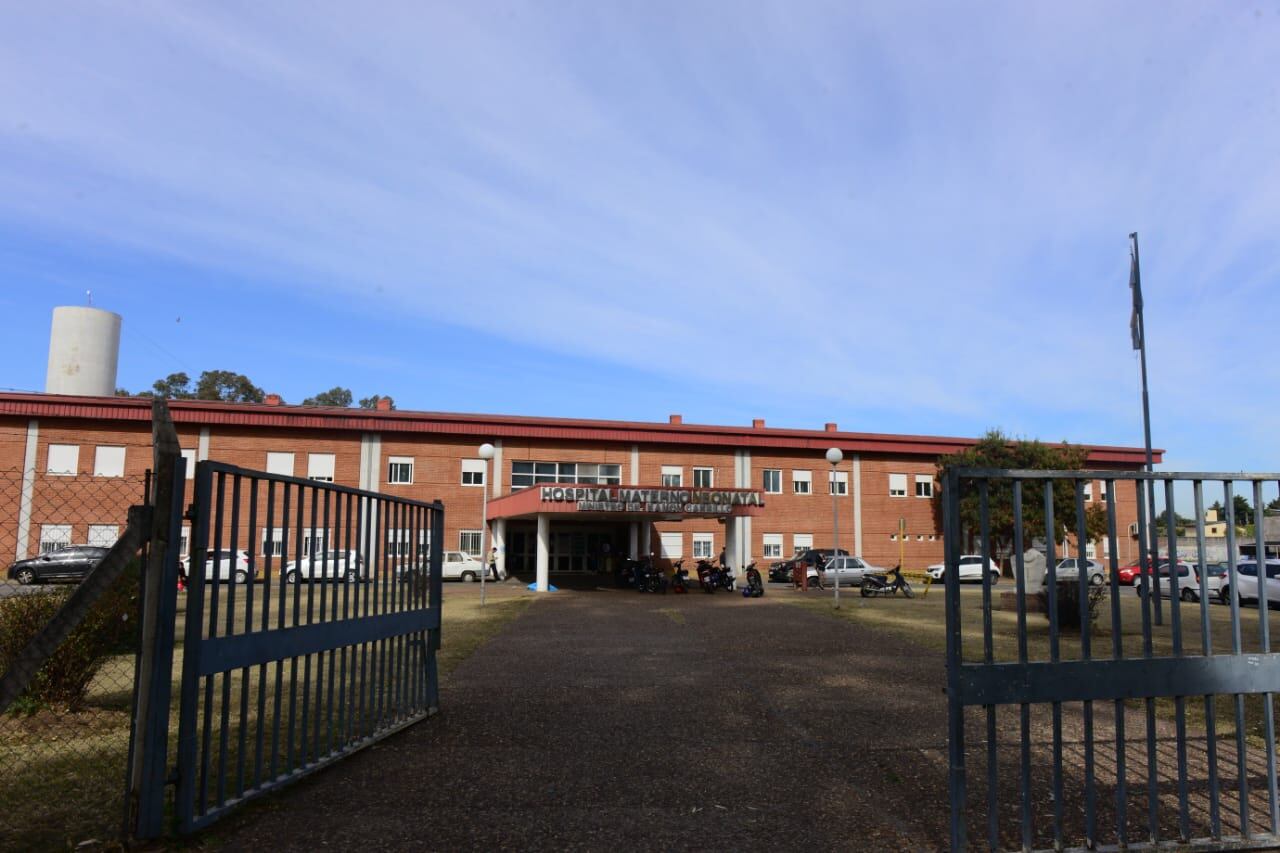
[45,306,122,397]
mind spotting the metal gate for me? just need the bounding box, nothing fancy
[168,461,444,833]
[943,467,1280,851]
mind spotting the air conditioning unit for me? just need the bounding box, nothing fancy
[1128,522,1139,536]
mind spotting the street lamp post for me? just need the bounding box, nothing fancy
[477,442,495,607]
[826,447,844,609]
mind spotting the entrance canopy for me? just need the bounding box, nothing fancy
[487,484,766,522]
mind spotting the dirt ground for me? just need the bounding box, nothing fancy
[201,583,1278,852]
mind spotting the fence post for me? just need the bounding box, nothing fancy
[129,398,186,839]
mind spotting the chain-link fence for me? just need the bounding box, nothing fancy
[0,469,147,851]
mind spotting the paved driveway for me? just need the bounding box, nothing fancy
[213,590,955,851]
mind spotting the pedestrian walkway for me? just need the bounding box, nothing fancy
[213,590,956,851]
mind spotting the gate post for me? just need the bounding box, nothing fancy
[129,399,186,839]
[942,466,966,852]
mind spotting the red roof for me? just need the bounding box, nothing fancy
[0,391,1162,464]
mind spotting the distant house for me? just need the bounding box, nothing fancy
[1201,508,1229,538]
[1239,514,1280,560]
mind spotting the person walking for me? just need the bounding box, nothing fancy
[487,547,500,581]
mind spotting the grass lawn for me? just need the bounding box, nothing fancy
[0,581,532,852]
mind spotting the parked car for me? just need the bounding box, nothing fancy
[1219,559,1280,607]
[284,550,365,583]
[7,545,109,585]
[1053,558,1105,586]
[1116,557,1165,585]
[1136,562,1200,601]
[442,550,499,582]
[821,555,886,587]
[926,555,1001,584]
[201,549,253,583]
[768,548,849,583]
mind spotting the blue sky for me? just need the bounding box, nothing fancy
[1,2,1278,475]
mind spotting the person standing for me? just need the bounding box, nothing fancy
[488,547,500,581]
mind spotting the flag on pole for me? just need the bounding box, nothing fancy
[1129,232,1143,351]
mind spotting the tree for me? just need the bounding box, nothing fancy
[146,372,195,400]
[1268,497,1280,513]
[1232,494,1255,526]
[359,395,395,410]
[195,370,266,403]
[115,387,132,397]
[932,430,1109,569]
[302,387,353,407]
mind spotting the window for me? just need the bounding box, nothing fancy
[914,475,933,498]
[660,466,683,487]
[793,533,813,553]
[181,449,196,480]
[792,470,812,495]
[692,533,714,558]
[461,459,486,486]
[307,453,336,482]
[762,533,783,559]
[1085,542,1097,559]
[511,461,621,489]
[693,467,714,488]
[87,524,119,547]
[1100,481,1109,503]
[829,470,848,496]
[1082,481,1093,501]
[180,526,190,556]
[762,469,782,494]
[39,524,72,552]
[302,529,330,556]
[659,532,683,559]
[459,530,482,557]
[387,456,414,485]
[889,473,907,497]
[262,527,287,557]
[47,444,79,476]
[93,446,126,478]
[266,452,295,477]
[389,528,428,557]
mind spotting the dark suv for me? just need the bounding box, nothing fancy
[7,545,109,585]
[768,548,849,583]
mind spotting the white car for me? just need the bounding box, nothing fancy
[442,551,503,582]
[1053,558,1105,587]
[926,555,1001,584]
[820,556,886,587]
[1219,559,1280,606]
[202,549,253,583]
[1136,562,1201,601]
[284,550,365,583]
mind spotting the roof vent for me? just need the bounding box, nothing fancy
[752,418,766,429]
[265,394,283,406]
[668,414,682,425]
[824,422,838,432]
[377,398,393,411]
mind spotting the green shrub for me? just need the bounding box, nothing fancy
[0,569,139,712]
[1038,580,1105,631]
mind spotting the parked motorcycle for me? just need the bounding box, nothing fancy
[671,560,689,594]
[711,561,735,592]
[860,565,914,598]
[639,560,668,593]
[696,559,716,593]
[741,562,764,598]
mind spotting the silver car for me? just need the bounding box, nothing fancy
[284,549,365,583]
[819,556,886,587]
[1053,558,1105,587]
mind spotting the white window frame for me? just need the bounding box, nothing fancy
[47,444,79,476]
[181,448,196,480]
[266,452,295,477]
[307,453,336,482]
[829,470,848,496]
[914,475,933,499]
[692,533,714,559]
[461,459,486,487]
[180,526,191,556]
[762,533,783,559]
[660,466,683,487]
[1100,481,1109,503]
[87,524,119,547]
[93,446,126,478]
[889,473,908,498]
[1083,481,1093,501]
[692,467,714,489]
[301,528,331,557]
[388,528,428,557]
[659,532,683,559]
[793,533,813,553]
[762,469,782,494]
[792,470,812,495]
[459,530,483,557]
[39,524,73,552]
[262,527,287,557]
[387,456,414,485]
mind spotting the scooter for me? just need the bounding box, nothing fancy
[712,562,735,592]
[860,565,915,598]
[696,559,716,593]
[671,560,689,594]
[639,560,668,593]
[740,563,764,598]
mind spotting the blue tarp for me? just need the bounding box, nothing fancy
[527,582,558,592]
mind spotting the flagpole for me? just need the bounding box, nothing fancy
[1131,232,1162,625]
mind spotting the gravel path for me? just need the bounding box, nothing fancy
[211,589,957,851]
